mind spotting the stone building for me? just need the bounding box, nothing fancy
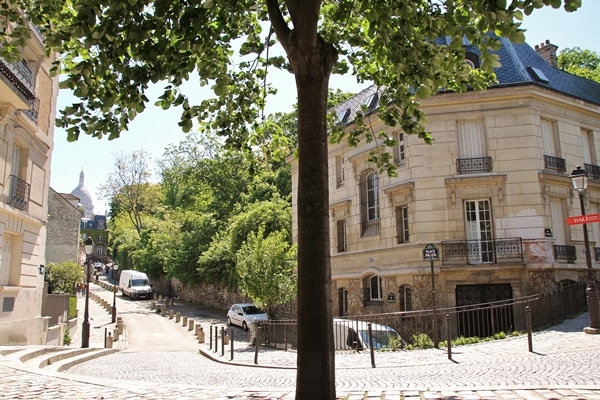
[46,189,82,264]
[290,39,600,321]
[0,21,59,344]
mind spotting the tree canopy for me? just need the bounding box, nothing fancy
[2,0,582,398]
[558,47,600,83]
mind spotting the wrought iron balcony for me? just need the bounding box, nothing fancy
[8,175,30,212]
[554,245,576,263]
[584,163,600,181]
[441,237,523,265]
[456,156,493,174]
[0,58,39,123]
[544,155,566,173]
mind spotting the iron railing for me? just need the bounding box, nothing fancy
[255,282,586,354]
[0,58,39,123]
[544,155,566,173]
[9,175,30,212]
[584,163,600,181]
[554,245,576,262]
[456,156,493,174]
[441,237,523,265]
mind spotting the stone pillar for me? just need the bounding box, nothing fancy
[182,316,188,326]
[113,328,119,341]
[198,328,205,343]
[169,310,175,319]
[117,316,124,335]
[188,319,194,331]
[161,307,167,316]
[150,301,156,310]
[175,313,181,323]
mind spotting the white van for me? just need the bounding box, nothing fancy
[333,318,401,350]
[119,270,152,299]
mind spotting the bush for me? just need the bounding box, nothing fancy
[411,333,434,349]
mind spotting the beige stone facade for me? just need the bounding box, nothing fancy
[290,40,600,320]
[0,22,59,344]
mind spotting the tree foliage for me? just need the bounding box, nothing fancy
[5,0,583,397]
[558,47,600,83]
[45,261,84,294]
[236,226,297,317]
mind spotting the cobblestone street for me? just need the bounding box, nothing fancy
[1,279,599,399]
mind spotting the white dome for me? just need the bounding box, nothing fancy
[71,169,94,218]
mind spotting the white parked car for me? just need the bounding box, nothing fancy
[227,303,268,331]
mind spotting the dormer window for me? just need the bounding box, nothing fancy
[465,51,480,69]
[364,93,379,111]
[337,108,351,125]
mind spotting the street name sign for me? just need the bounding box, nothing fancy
[423,243,439,261]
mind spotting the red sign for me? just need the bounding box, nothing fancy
[566,214,600,225]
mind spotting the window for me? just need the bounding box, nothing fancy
[364,93,379,111]
[550,198,567,246]
[336,219,347,252]
[335,155,345,187]
[369,275,383,301]
[464,199,494,263]
[360,170,380,237]
[396,206,409,244]
[337,108,351,125]
[399,285,412,312]
[582,128,596,165]
[0,234,14,285]
[97,234,104,243]
[338,288,349,316]
[458,120,486,159]
[392,132,405,164]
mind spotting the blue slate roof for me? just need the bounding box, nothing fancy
[334,38,600,124]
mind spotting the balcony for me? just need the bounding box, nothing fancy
[441,237,524,265]
[544,155,566,173]
[9,175,30,212]
[0,58,39,123]
[456,156,493,174]
[554,245,576,263]
[584,163,600,181]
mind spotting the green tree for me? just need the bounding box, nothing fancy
[236,227,297,317]
[45,261,84,294]
[8,1,582,397]
[558,47,600,83]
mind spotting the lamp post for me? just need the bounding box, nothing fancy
[569,165,600,334]
[111,263,118,323]
[81,237,95,348]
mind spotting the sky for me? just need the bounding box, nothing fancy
[49,2,600,214]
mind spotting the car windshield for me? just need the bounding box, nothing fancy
[132,279,149,286]
[357,329,399,349]
[242,305,264,315]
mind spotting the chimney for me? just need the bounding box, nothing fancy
[534,40,558,68]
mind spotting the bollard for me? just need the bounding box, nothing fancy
[526,306,533,353]
[158,294,163,302]
[169,310,175,319]
[150,301,156,310]
[175,313,181,323]
[113,328,120,341]
[221,326,226,356]
[106,332,113,349]
[209,326,213,350]
[182,316,188,327]
[188,319,194,331]
[229,328,234,361]
[198,328,205,343]
[168,298,174,307]
[214,326,218,353]
[117,316,124,335]
[161,307,167,316]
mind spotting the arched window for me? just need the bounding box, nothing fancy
[360,169,380,236]
[362,274,383,305]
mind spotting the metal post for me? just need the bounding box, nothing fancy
[111,279,117,324]
[254,323,260,365]
[446,314,452,360]
[221,326,225,356]
[368,322,375,368]
[526,306,533,353]
[81,258,91,348]
[209,325,212,350]
[230,328,234,361]
[578,192,600,334]
[431,259,439,348]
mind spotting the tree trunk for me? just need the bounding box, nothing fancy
[294,48,336,399]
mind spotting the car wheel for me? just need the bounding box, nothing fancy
[242,321,248,331]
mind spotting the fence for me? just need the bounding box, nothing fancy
[256,282,587,352]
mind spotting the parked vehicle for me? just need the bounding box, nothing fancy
[119,270,152,300]
[333,318,402,350]
[93,262,103,272]
[227,303,268,331]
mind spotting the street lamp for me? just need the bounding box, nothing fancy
[81,237,95,348]
[569,165,600,334]
[111,262,118,323]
